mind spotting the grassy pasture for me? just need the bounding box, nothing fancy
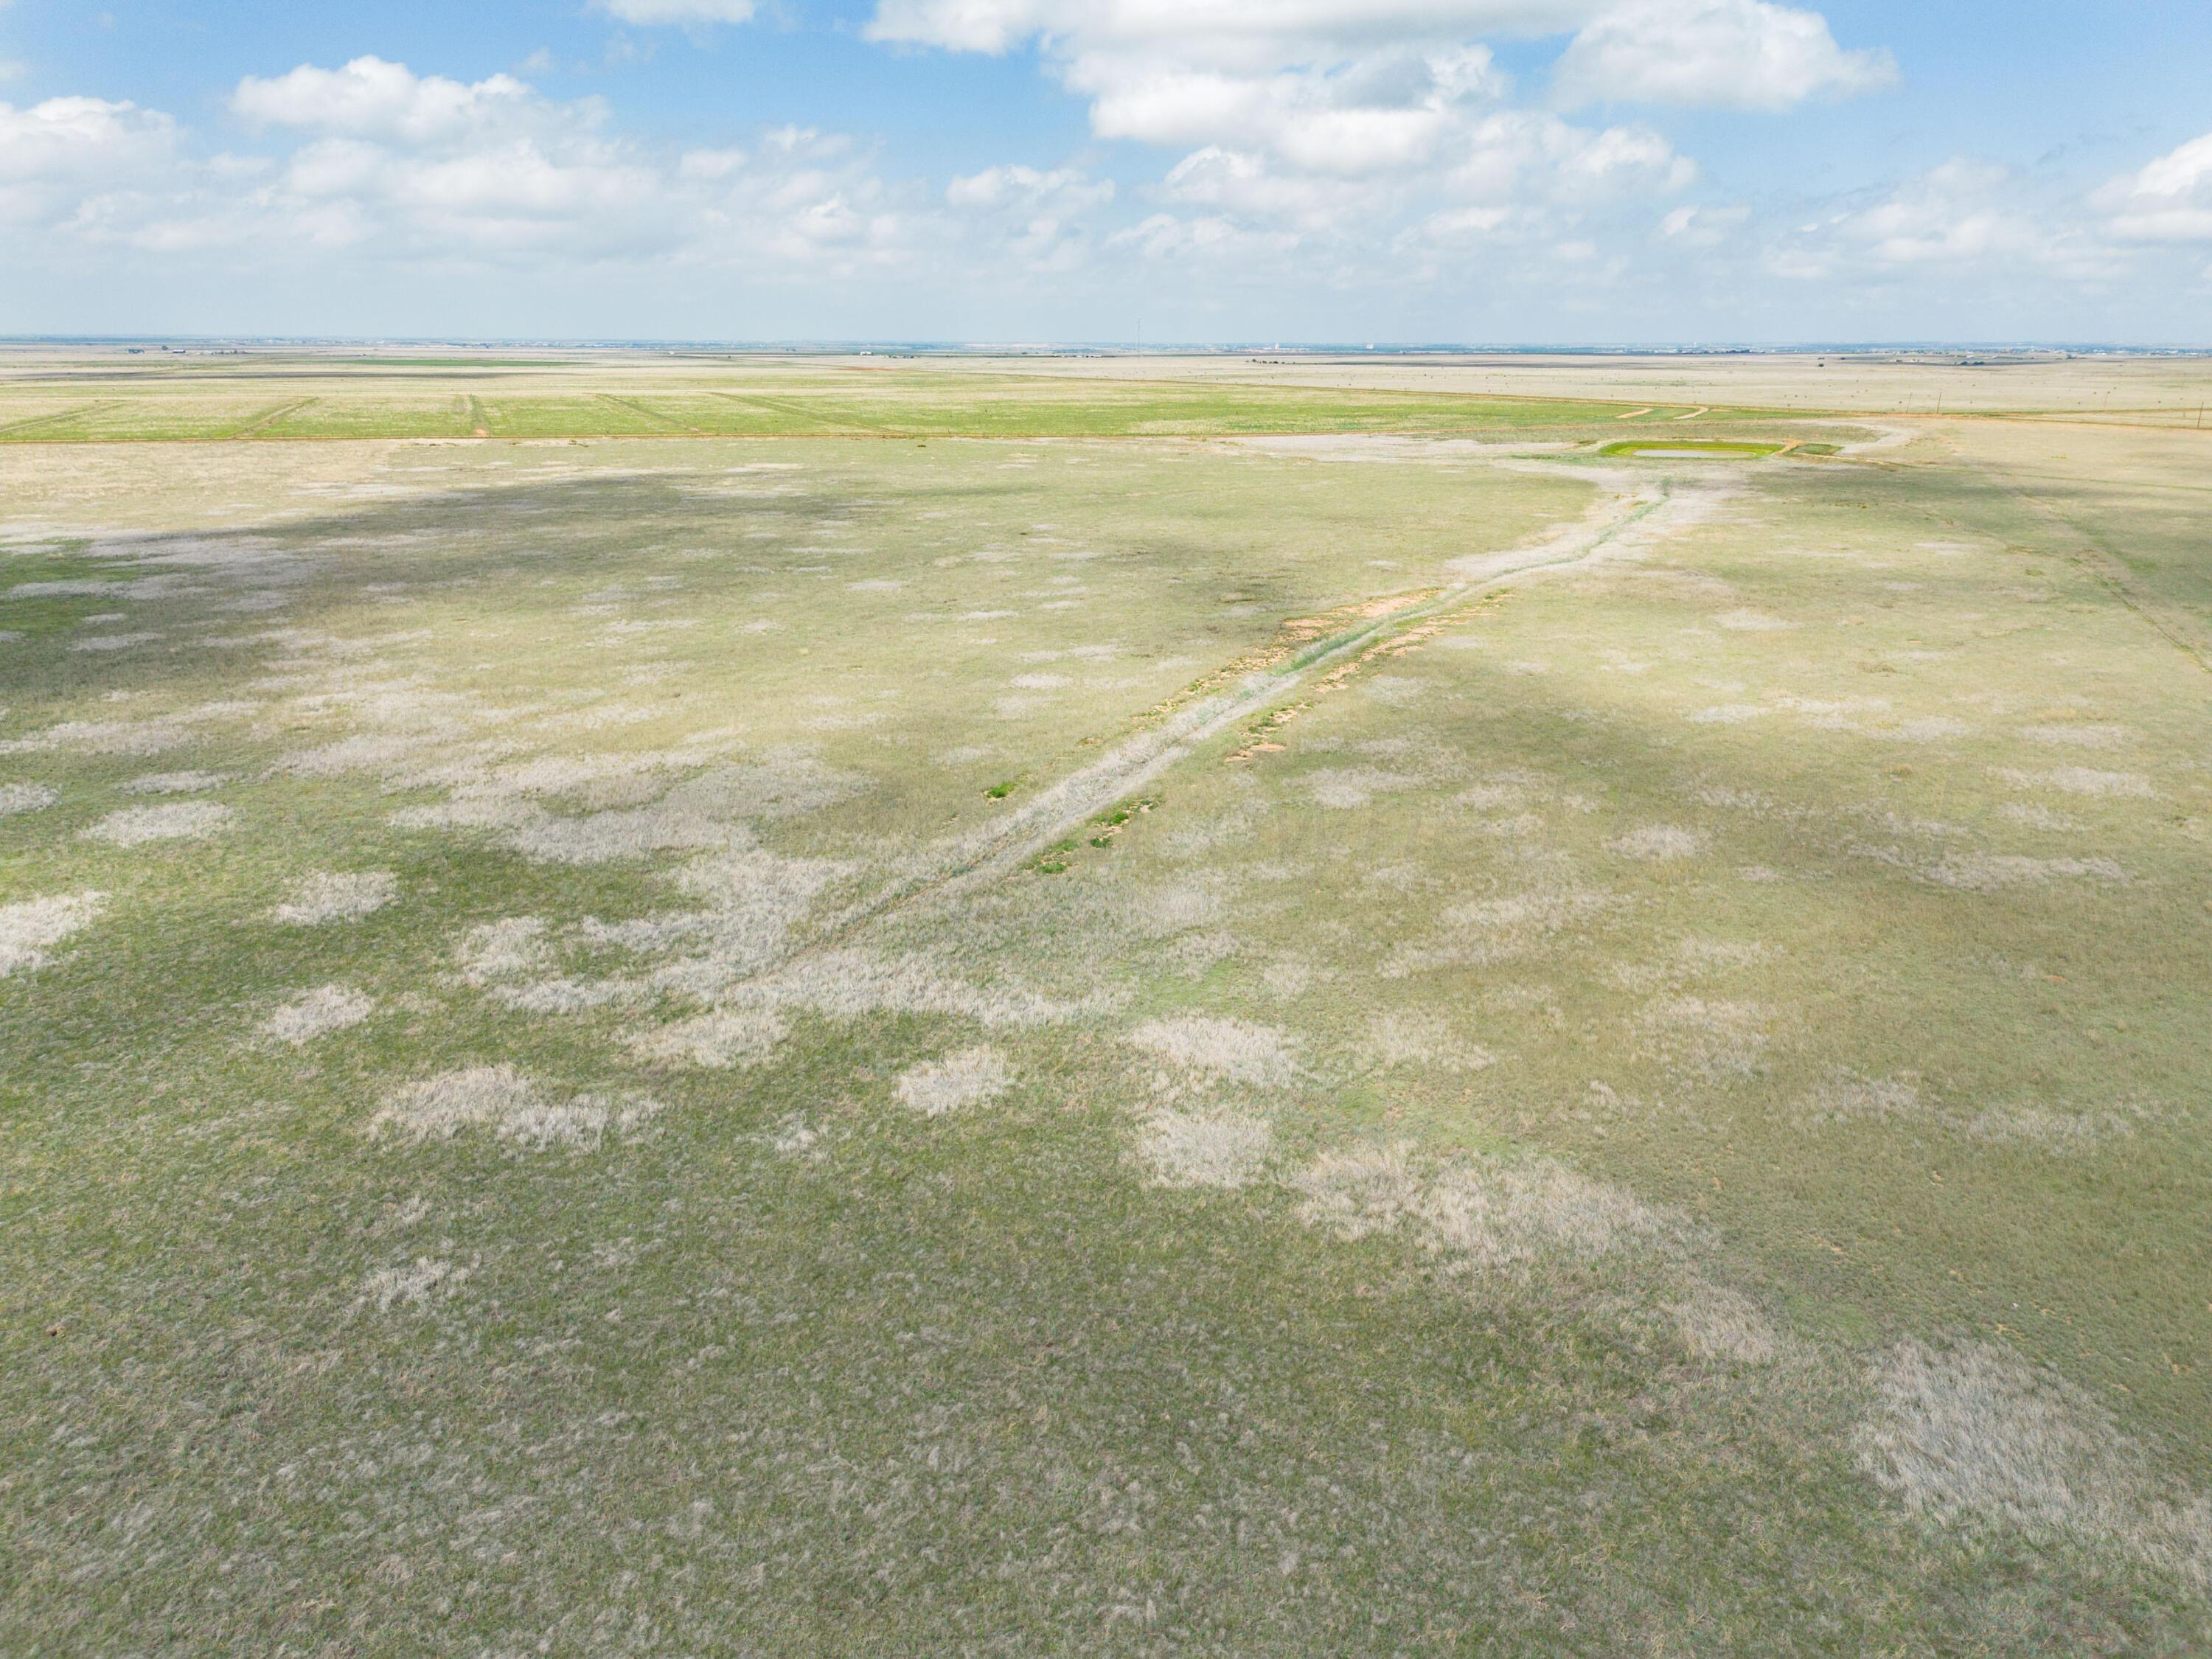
[0,355,1794,445]
[3,351,2211,1653]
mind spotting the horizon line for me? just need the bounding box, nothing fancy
[4,337,2211,357]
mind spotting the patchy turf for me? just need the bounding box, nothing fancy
[3,349,2211,1653]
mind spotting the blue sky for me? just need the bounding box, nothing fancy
[2,1,2209,342]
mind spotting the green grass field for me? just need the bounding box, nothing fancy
[0,356,1787,445]
[3,352,2209,1654]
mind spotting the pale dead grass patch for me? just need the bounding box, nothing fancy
[1609,824,1708,862]
[1164,929,1242,975]
[1994,767,2154,799]
[2020,724,2135,750]
[1610,938,1775,994]
[1800,1069,1924,1124]
[1849,831,2129,892]
[0,890,104,977]
[1678,939,1775,971]
[1362,675,1427,706]
[1419,1159,1663,1270]
[370,1065,664,1151]
[894,1046,1015,1116]
[1453,777,1533,812]
[1357,1010,1495,1073]
[1999,802,2084,832]
[123,771,228,795]
[1921,852,2129,893]
[0,782,58,815]
[1289,1143,1424,1241]
[1778,695,1888,727]
[1670,1283,1780,1365]
[69,632,160,653]
[1305,766,1423,810]
[1134,1108,1275,1189]
[264,984,374,1045]
[768,1116,822,1159]
[1958,1102,2149,1152]
[1797,1070,2146,1154]
[1382,887,1620,978]
[490,975,640,1015]
[81,801,234,846]
[1888,716,1972,742]
[0,717,192,757]
[1633,996,1770,1081]
[1859,1338,2212,1588]
[1689,696,1966,745]
[459,849,843,1028]
[284,733,442,781]
[456,917,553,984]
[740,947,1094,1031]
[1124,879,1225,938]
[509,801,748,865]
[1157,807,1264,860]
[273,870,398,925]
[629,1006,789,1069]
[1291,1143,1665,1272]
[1363,861,1433,894]
[361,1258,468,1313]
[1127,1015,1299,1088]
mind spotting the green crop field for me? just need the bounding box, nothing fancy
[3,348,2210,1655]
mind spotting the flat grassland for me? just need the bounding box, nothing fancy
[4,347,2211,1654]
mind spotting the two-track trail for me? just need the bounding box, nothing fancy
[789,462,1738,961]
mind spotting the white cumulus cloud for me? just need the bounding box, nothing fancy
[1554,0,1895,111]
[1,63,929,279]
[869,0,1712,254]
[869,2,1596,62]
[947,162,1113,212]
[947,164,1116,270]
[232,57,536,146]
[2096,132,2212,243]
[0,97,178,226]
[1764,158,2115,288]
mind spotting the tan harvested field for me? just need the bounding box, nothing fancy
[964,347,2212,420]
[3,347,2211,1653]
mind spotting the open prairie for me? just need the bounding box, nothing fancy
[4,347,2211,1654]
